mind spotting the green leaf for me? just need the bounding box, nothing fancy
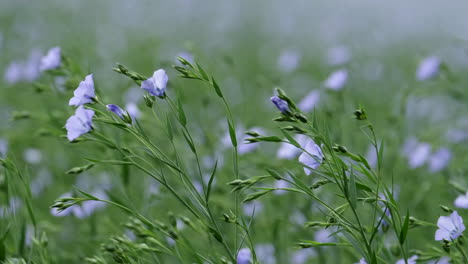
[208,227,223,243]
[166,116,173,141]
[65,163,95,174]
[76,188,99,200]
[349,170,357,209]
[246,136,282,143]
[196,62,209,81]
[377,139,384,167]
[211,77,224,98]
[182,130,196,153]
[177,97,187,127]
[266,169,282,180]
[296,240,350,248]
[399,209,410,244]
[84,158,133,166]
[227,119,237,147]
[242,189,274,203]
[206,161,218,202]
[357,154,371,170]
[280,129,300,148]
[0,241,4,262]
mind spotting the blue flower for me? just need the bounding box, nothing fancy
[435,211,465,241]
[106,104,125,118]
[141,69,168,97]
[416,56,440,81]
[324,69,348,90]
[270,96,289,113]
[69,74,95,106]
[65,106,94,141]
[236,248,252,264]
[298,139,324,175]
[39,46,61,71]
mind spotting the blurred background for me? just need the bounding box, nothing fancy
[2,0,468,263]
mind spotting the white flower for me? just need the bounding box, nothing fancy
[429,148,452,173]
[69,74,95,106]
[455,192,468,209]
[324,69,348,90]
[435,211,465,241]
[396,255,418,264]
[416,56,440,81]
[141,69,168,97]
[278,49,301,73]
[298,90,320,113]
[298,139,324,175]
[39,46,61,71]
[237,248,252,264]
[326,45,351,66]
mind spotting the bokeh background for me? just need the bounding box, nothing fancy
[2,0,468,263]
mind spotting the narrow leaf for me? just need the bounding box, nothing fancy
[177,97,187,127]
[280,129,300,148]
[349,170,357,209]
[211,77,224,98]
[399,209,410,244]
[182,130,196,153]
[206,161,218,202]
[227,119,237,147]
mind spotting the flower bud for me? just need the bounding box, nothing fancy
[333,144,348,153]
[271,96,290,114]
[144,95,155,108]
[353,107,367,120]
[440,205,453,213]
[294,113,308,123]
[282,125,307,134]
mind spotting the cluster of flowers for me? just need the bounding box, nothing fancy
[63,67,168,142]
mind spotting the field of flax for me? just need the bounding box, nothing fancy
[1,1,468,263]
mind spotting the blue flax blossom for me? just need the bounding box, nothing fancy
[141,69,168,97]
[270,96,290,113]
[395,255,418,264]
[65,106,94,141]
[355,258,367,264]
[435,211,465,241]
[455,192,468,209]
[69,74,95,106]
[106,104,125,118]
[416,56,440,81]
[324,69,348,90]
[39,46,61,71]
[236,248,252,264]
[298,139,324,175]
